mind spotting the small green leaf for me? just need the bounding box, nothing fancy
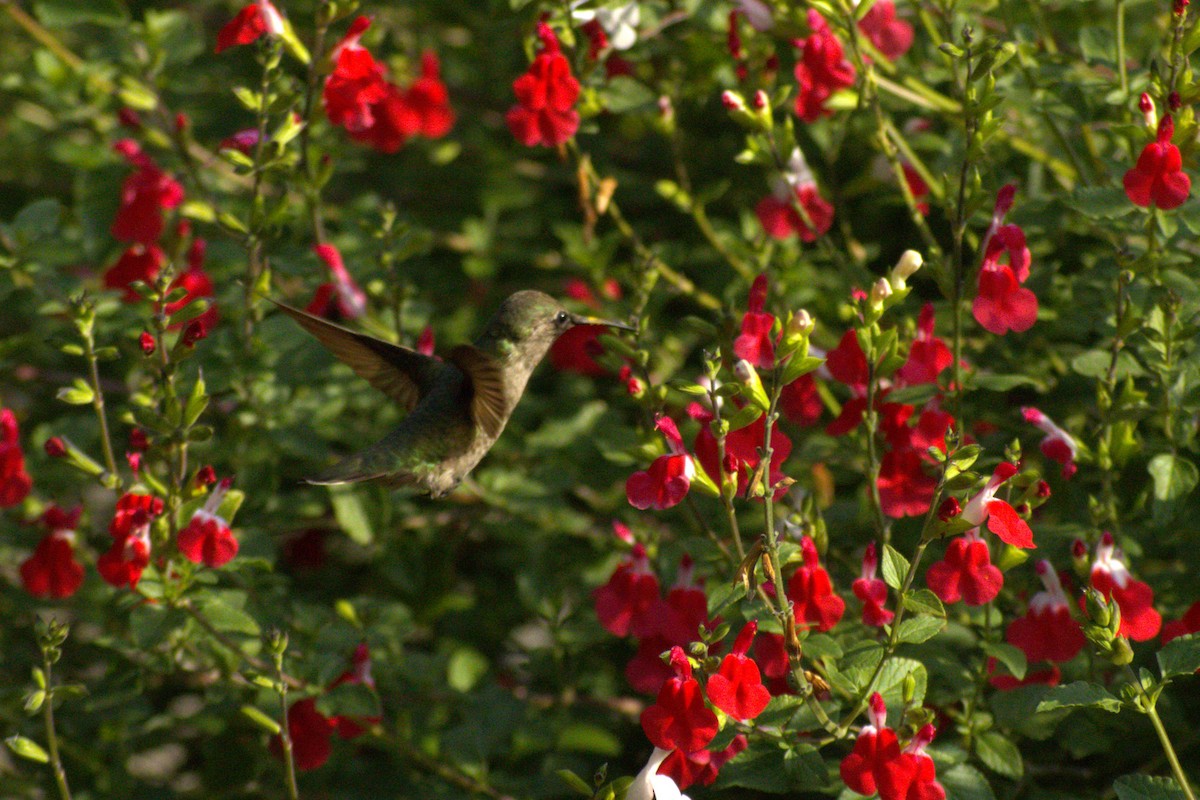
[975,730,1024,779]
[34,0,126,26]
[56,384,94,405]
[881,544,909,590]
[316,682,379,720]
[23,690,46,714]
[985,641,1028,681]
[971,373,1038,391]
[1113,774,1188,800]
[556,770,593,797]
[1147,454,1198,503]
[241,705,282,735]
[1065,186,1135,219]
[895,615,945,644]
[183,372,208,428]
[447,647,489,692]
[5,735,49,764]
[902,588,946,618]
[198,598,260,637]
[1035,681,1123,713]
[940,763,998,800]
[328,485,375,545]
[716,747,791,792]
[556,723,621,757]
[1157,633,1200,680]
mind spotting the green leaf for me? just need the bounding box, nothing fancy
[971,373,1038,391]
[1035,681,1123,713]
[940,763,998,800]
[11,199,62,242]
[895,615,945,644]
[1072,349,1144,379]
[902,589,946,618]
[603,76,657,113]
[446,646,489,692]
[1065,186,1136,219]
[316,682,379,720]
[183,372,208,428]
[198,597,260,637]
[241,705,282,735]
[34,0,126,26]
[881,544,909,590]
[975,730,1024,779]
[328,485,375,545]
[1147,454,1199,503]
[56,383,94,405]
[556,723,621,757]
[5,735,49,764]
[556,770,594,797]
[783,744,829,790]
[1157,633,1200,680]
[717,746,792,792]
[1113,774,1188,800]
[984,642,1027,681]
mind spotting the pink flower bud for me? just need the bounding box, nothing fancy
[721,90,746,111]
[139,331,156,355]
[44,437,67,458]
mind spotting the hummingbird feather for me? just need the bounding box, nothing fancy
[447,345,510,438]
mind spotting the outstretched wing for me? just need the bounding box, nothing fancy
[447,344,510,439]
[268,298,442,411]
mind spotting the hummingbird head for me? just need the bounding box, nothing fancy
[480,290,635,363]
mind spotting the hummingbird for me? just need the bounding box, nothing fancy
[269,290,635,497]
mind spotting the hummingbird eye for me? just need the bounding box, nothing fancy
[555,311,570,326]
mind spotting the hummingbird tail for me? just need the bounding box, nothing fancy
[304,453,408,486]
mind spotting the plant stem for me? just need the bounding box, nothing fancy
[40,653,72,800]
[82,319,119,482]
[171,597,306,690]
[275,666,301,800]
[1127,666,1198,800]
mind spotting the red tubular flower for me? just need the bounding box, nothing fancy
[640,646,719,753]
[506,22,581,147]
[786,536,845,631]
[733,274,777,368]
[165,239,218,331]
[20,506,85,599]
[323,18,390,133]
[404,52,455,139]
[901,163,930,215]
[654,554,713,644]
[1006,559,1085,663]
[706,621,771,721]
[793,10,856,122]
[1162,601,1200,644]
[897,305,952,386]
[98,492,164,589]
[104,244,165,301]
[625,635,674,694]
[824,329,869,435]
[111,140,184,246]
[416,326,436,356]
[1021,406,1078,479]
[659,734,748,790]
[988,660,1061,691]
[626,416,695,510]
[853,542,894,627]
[306,243,367,321]
[1089,532,1162,641]
[0,408,32,507]
[877,447,937,519]
[780,373,822,427]
[690,403,792,499]
[329,643,381,739]
[755,184,835,242]
[884,724,946,800]
[840,693,906,798]
[1124,114,1191,210]
[178,478,238,568]
[272,697,335,771]
[960,462,1034,549]
[593,543,660,637]
[973,224,1036,335]
[550,279,622,375]
[753,631,792,696]
[926,529,1003,606]
[215,1,284,53]
[858,0,914,61]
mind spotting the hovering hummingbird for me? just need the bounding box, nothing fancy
[270,290,635,497]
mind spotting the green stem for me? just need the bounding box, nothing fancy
[276,668,301,800]
[40,653,72,800]
[1127,667,1198,800]
[82,324,119,483]
[1116,0,1128,98]
[864,360,892,545]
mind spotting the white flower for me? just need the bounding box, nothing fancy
[626,748,692,800]
[574,2,641,50]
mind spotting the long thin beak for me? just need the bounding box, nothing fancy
[571,313,637,332]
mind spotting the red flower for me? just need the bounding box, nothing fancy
[926,530,1003,606]
[329,643,381,739]
[1162,600,1200,644]
[215,1,284,54]
[322,18,390,133]
[1124,115,1191,210]
[218,128,260,154]
[640,646,718,753]
[756,184,835,242]
[853,542,894,627]
[306,243,366,321]
[793,11,856,122]
[752,631,792,696]
[178,478,238,568]
[111,140,184,246]
[972,211,1036,335]
[786,536,845,631]
[1006,559,1085,663]
[988,660,1061,691]
[960,462,1034,549]
[896,305,952,386]
[858,0,914,61]
[403,52,455,139]
[181,318,210,348]
[0,408,32,507]
[273,697,335,771]
[416,326,435,356]
[1021,406,1078,479]
[20,506,85,599]
[780,373,823,426]
[690,402,792,499]
[706,621,771,721]
[886,725,946,800]
[165,239,219,331]
[98,493,163,589]
[840,693,904,798]
[625,635,674,694]
[550,279,622,375]
[877,446,937,519]
[506,22,581,147]
[733,274,776,368]
[593,543,660,637]
[626,416,695,510]
[104,244,164,301]
[901,163,930,215]
[653,555,713,644]
[824,329,869,435]
[1089,532,1162,641]
[659,734,748,790]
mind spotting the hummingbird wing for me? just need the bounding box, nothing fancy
[268,298,441,412]
[447,345,509,439]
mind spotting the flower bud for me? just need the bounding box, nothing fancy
[1084,587,1113,628]
[181,319,208,348]
[44,437,67,458]
[889,250,923,291]
[1168,91,1182,111]
[722,90,765,131]
[1071,538,1089,577]
[139,331,156,356]
[868,277,893,310]
[937,497,961,521]
[1139,92,1157,128]
[721,90,746,111]
[751,90,769,110]
[733,359,770,411]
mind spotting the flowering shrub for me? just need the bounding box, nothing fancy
[3,1,1200,799]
